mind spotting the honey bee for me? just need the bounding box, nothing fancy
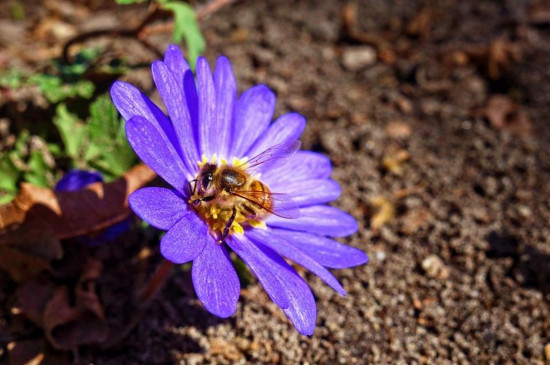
[189,140,301,243]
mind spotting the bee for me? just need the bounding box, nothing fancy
[190,140,301,243]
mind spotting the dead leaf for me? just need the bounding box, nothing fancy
[485,95,533,136]
[0,164,154,282]
[0,246,55,283]
[18,259,109,350]
[43,259,108,350]
[528,2,550,24]
[382,149,410,175]
[8,339,70,365]
[369,197,395,230]
[488,38,521,80]
[0,164,154,244]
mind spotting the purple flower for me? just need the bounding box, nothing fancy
[55,170,131,244]
[110,45,368,335]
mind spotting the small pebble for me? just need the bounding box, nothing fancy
[341,46,377,71]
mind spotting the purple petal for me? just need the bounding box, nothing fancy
[255,242,317,336]
[196,57,218,157]
[226,235,290,309]
[110,81,180,153]
[164,44,191,86]
[126,116,188,192]
[128,187,188,230]
[160,212,208,264]
[267,205,358,237]
[184,71,199,130]
[281,179,341,206]
[212,56,237,158]
[55,170,103,192]
[246,113,306,158]
[272,229,369,269]
[192,239,240,318]
[262,151,332,188]
[232,85,275,158]
[247,229,346,295]
[151,61,199,175]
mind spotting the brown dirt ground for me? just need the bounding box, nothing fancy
[1,0,550,364]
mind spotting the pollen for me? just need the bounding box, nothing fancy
[190,155,270,243]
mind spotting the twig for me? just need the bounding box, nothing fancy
[62,3,160,63]
[138,258,175,302]
[62,0,236,64]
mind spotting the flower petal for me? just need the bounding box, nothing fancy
[228,235,316,335]
[163,44,191,86]
[55,170,103,192]
[192,239,240,318]
[196,56,218,157]
[272,229,369,269]
[246,112,306,158]
[232,85,275,158]
[226,235,290,309]
[184,70,199,130]
[282,179,341,206]
[262,151,332,188]
[256,242,317,336]
[151,60,199,176]
[126,116,188,192]
[267,205,358,237]
[129,187,188,230]
[110,81,179,151]
[247,229,346,295]
[160,212,208,264]
[212,55,237,158]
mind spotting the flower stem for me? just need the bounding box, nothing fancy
[138,258,174,303]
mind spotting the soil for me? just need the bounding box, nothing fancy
[1,0,550,364]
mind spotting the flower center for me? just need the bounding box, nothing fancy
[189,154,268,242]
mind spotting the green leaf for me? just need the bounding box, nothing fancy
[28,74,96,103]
[24,150,50,187]
[53,103,86,160]
[0,154,20,193]
[56,47,101,79]
[85,94,137,179]
[161,1,205,69]
[0,69,25,89]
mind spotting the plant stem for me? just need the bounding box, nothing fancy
[138,258,175,303]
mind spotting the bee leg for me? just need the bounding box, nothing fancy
[218,207,237,244]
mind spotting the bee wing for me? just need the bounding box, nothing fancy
[233,190,300,219]
[240,140,301,174]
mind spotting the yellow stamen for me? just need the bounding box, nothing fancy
[232,222,244,235]
[249,220,267,229]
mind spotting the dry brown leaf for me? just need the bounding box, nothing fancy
[488,38,521,80]
[528,2,550,24]
[369,197,395,230]
[0,246,55,283]
[485,95,533,136]
[43,259,108,350]
[0,164,154,244]
[18,260,109,350]
[0,164,154,282]
[382,149,410,175]
[8,339,70,365]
